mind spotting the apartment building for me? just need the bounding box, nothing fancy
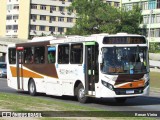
[105,0,120,8]
[0,0,76,39]
[0,0,120,39]
[122,0,160,43]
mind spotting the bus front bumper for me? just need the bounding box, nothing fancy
[96,85,149,98]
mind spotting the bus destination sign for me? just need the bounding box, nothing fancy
[103,37,146,44]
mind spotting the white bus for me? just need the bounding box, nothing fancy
[7,33,150,103]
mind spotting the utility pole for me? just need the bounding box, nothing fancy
[148,9,153,50]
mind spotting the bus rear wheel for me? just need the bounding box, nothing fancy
[76,83,88,103]
[28,79,37,96]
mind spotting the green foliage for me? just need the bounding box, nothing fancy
[66,0,142,35]
[118,5,142,34]
[149,42,160,53]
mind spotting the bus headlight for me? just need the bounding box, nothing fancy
[144,80,149,89]
[101,80,114,91]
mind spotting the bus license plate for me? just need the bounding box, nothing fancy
[126,90,134,94]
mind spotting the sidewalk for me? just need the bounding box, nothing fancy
[150,87,160,93]
[149,60,160,69]
[150,68,160,72]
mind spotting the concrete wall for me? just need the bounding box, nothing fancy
[18,0,31,39]
[0,0,7,37]
[149,53,160,61]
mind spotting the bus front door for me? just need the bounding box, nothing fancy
[85,42,99,96]
[16,50,24,90]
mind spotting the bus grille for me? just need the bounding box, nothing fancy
[114,88,144,95]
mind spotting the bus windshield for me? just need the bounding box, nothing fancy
[101,47,148,74]
[0,63,6,69]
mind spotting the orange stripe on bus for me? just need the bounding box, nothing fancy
[115,80,145,89]
[10,66,43,78]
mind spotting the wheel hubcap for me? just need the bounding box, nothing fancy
[79,88,85,99]
[30,83,34,93]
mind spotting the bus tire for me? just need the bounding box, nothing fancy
[28,79,37,96]
[76,83,88,103]
[115,98,127,103]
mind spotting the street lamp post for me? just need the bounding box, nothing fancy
[148,9,153,50]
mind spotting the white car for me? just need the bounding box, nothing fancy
[0,62,7,78]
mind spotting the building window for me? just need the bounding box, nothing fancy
[6,15,12,20]
[141,2,148,10]
[40,26,45,31]
[58,27,64,33]
[151,14,155,23]
[13,4,19,10]
[50,6,56,11]
[155,29,160,37]
[50,16,56,22]
[40,5,46,10]
[148,0,156,10]
[7,5,13,10]
[13,25,18,30]
[13,15,18,20]
[107,2,112,6]
[31,14,37,20]
[58,17,64,22]
[30,25,36,30]
[143,15,149,24]
[141,29,147,37]
[123,3,132,10]
[156,14,160,23]
[31,4,37,9]
[6,25,12,30]
[67,18,73,22]
[157,0,160,8]
[49,26,55,32]
[40,15,46,20]
[150,29,154,37]
[59,6,65,12]
[114,2,119,7]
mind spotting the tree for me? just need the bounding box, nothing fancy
[117,5,142,34]
[66,0,142,35]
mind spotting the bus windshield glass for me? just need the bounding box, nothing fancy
[101,47,148,74]
[0,63,6,69]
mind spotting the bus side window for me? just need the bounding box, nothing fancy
[58,44,69,64]
[34,46,45,64]
[70,43,83,64]
[48,46,56,63]
[24,47,33,64]
[9,48,16,64]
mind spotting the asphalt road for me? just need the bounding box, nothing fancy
[0,78,160,113]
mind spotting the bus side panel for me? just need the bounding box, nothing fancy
[7,65,18,90]
[57,64,85,96]
[45,77,62,96]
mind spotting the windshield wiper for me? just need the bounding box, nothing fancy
[133,45,140,69]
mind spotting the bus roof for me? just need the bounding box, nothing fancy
[31,36,56,42]
[8,33,146,47]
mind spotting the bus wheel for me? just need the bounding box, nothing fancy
[76,83,88,103]
[115,98,127,103]
[28,79,36,96]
